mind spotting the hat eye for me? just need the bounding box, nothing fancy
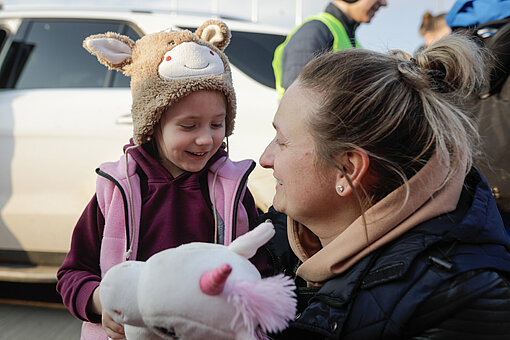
[168,40,175,46]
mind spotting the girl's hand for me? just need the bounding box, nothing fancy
[89,286,126,339]
[102,311,125,339]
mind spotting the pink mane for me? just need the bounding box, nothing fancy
[227,274,296,339]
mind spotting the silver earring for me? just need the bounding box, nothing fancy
[337,185,344,194]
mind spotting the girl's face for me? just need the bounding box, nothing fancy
[155,90,226,177]
[259,83,339,223]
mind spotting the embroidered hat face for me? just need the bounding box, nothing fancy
[83,20,236,145]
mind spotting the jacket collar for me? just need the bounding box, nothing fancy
[290,151,466,283]
[326,2,358,37]
[310,169,509,305]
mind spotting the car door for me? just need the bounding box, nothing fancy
[0,17,140,274]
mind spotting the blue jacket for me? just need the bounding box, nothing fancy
[271,169,510,339]
[446,0,510,28]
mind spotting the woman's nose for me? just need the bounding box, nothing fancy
[259,143,274,169]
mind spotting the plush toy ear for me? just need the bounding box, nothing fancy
[83,32,135,71]
[195,19,231,51]
[228,221,275,259]
[100,261,146,327]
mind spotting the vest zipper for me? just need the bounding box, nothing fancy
[96,168,131,252]
[231,161,256,242]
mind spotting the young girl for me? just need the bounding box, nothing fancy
[57,20,269,339]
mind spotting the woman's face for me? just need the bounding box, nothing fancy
[155,90,226,178]
[259,83,339,222]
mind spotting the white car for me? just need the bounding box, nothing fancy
[0,6,284,282]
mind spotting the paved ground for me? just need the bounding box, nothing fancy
[0,302,81,339]
[0,281,81,339]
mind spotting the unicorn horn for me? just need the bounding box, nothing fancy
[200,263,232,296]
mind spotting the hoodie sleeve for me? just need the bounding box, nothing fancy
[242,187,274,276]
[56,194,104,323]
[243,187,259,227]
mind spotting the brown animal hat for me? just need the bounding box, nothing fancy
[83,20,236,145]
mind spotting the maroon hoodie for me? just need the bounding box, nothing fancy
[57,141,267,323]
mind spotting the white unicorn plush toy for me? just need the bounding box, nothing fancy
[99,221,296,340]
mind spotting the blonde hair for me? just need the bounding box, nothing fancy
[298,33,489,206]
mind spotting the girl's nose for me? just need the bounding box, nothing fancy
[195,129,213,146]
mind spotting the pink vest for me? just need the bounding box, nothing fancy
[81,153,255,339]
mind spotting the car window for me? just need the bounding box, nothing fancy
[0,19,141,89]
[179,26,285,89]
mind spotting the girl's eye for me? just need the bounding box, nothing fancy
[179,124,194,130]
[211,122,224,128]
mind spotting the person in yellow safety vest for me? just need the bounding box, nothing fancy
[273,0,387,98]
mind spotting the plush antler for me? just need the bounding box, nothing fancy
[200,263,232,296]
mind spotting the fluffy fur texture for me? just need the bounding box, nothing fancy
[228,274,297,338]
[83,20,236,145]
[99,222,297,340]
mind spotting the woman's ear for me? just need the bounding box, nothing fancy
[334,149,370,197]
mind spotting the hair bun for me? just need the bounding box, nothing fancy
[413,33,489,100]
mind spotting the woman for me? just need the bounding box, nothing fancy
[261,34,510,339]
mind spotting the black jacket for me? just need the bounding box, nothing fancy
[265,170,510,339]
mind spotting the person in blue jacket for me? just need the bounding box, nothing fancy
[272,0,387,98]
[260,33,510,339]
[446,0,510,232]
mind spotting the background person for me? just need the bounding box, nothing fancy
[446,0,510,230]
[261,34,510,339]
[419,11,451,47]
[272,0,387,98]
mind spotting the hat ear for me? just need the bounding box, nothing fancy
[195,19,231,51]
[83,32,135,71]
[228,221,275,259]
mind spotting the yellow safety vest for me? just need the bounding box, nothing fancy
[273,12,361,98]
